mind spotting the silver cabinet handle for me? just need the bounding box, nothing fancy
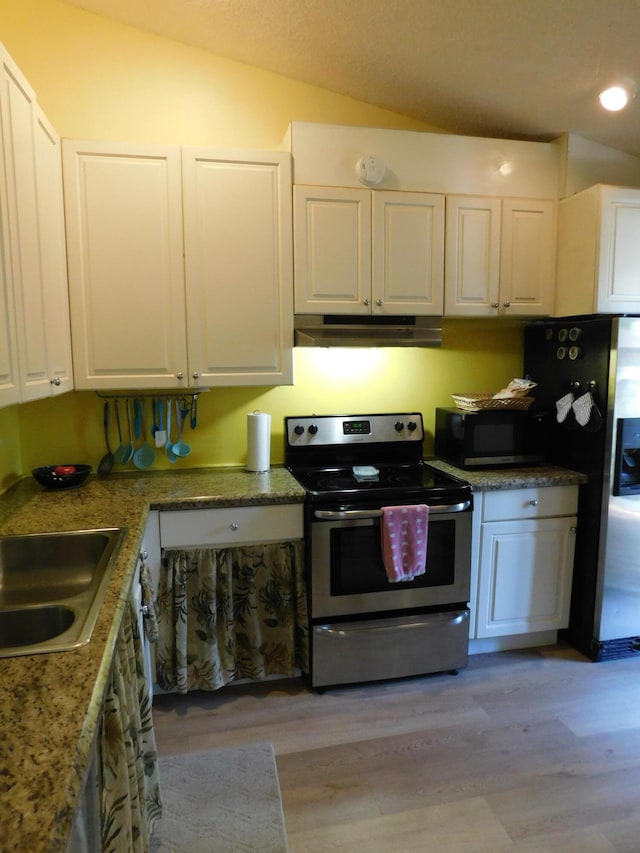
[503,300,511,308]
[229,522,239,531]
[491,301,500,308]
[529,499,539,506]
[192,371,200,380]
[176,372,184,380]
[363,298,370,306]
[376,298,383,306]
[50,376,61,386]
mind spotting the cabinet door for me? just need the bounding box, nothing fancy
[0,133,18,407]
[372,191,444,315]
[63,141,187,389]
[597,186,640,313]
[67,737,101,852]
[33,108,73,396]
[500,199,555,316]
[0,48,51,402]
[140,510,160,695]
[476,516,576,638]
[0,48,21,407]
[444,196,501,316]
[183,148,293,386]
[294,185,371,315]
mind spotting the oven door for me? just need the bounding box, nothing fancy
[310,500,472,619]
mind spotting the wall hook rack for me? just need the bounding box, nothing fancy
[95,390,209,401]
[95,390,209,435]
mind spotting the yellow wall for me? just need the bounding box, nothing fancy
[0,0,442,147]
[0,0,524,488]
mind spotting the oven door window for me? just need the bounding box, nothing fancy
[330,518,455,595]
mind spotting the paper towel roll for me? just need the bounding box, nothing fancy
[247,411,271,472]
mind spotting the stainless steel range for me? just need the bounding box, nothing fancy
[284,412,473,689]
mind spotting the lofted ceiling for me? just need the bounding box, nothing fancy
[61,0,640,158]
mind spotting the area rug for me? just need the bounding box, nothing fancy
[150,742,289,852]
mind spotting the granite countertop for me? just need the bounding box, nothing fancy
[0,466,304,853]
[426,458,588,490]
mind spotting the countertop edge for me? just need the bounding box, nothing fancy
[426,458,588,490]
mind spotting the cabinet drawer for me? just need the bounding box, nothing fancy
[159,504,303,548]
[482,486,578,521]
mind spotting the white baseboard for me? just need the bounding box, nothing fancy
[469,630,558,655]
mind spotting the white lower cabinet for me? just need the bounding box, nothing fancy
[139,511,160,695]
[473,486,578,641]
[159,503,303,548]
[66,737,100,853]
[156,504,305,693]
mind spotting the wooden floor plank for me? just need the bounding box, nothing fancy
[152,644,640,851]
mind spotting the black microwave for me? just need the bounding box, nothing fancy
[434,407,547,469]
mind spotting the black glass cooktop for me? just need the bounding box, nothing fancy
[288,461,472,504]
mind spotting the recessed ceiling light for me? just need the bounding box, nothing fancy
[598,80,637,112]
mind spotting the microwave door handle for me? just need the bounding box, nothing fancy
[314,501,471,521]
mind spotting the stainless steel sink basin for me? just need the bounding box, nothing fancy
[0,604,75,648]
[0,528,126,658]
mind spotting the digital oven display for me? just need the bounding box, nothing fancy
[343,420,371,435]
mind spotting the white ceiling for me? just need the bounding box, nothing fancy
[61,0,640,158]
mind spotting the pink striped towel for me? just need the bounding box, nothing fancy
[380,504,429,583]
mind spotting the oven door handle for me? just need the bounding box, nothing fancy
[314,501,471,521]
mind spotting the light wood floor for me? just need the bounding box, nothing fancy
[151,643,640,852]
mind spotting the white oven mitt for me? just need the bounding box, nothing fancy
[555,392,574,424]
[572,391,593,427]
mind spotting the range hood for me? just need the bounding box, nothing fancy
[294,314,442,348]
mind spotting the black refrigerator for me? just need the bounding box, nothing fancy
[524,315,640,661]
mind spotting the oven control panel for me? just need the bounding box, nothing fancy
[285,413,424,446]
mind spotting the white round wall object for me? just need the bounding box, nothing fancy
[355,155,386,186]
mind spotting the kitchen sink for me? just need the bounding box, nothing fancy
[0,528,126,658]
[0,604,75,648]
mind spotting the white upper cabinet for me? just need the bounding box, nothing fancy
[182,148,293,386]
[0,173,19,408]
[33,108,73,396]
[0,45,73,404]
[444,196,501,317]
[294,185,444,315]
[445,196,555,317]
[372,191,445,314]
[0,264,18,407]
[294,186,371,314]
[63,141,187,390]
[63,141,293,390]
[0,51,44,401]
[555,184,640,316]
